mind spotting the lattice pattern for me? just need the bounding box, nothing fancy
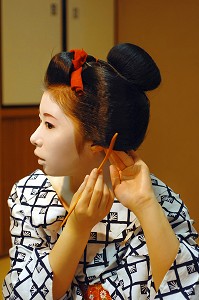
[2,169,199,299]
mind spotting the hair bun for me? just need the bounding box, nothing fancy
[107,43,161,92]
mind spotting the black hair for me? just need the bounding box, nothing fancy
[44,43,161,150]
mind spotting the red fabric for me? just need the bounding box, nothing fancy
[70,49,88,93]
[80,283,112,300]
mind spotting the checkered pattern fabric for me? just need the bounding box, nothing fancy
[2,169,199,299]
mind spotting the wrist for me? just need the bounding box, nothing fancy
[66,217,92,239]
[134,196,160,223]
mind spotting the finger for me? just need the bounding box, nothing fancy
[108,152,118,167]
[115,151,135,166]
[104,186,114,211]
[128,150,147,168]
[109,151,126,170]
[109,164,121,190]
[79,168,99,206]
[77,174,89,193]
[70,175,89,206]
[107,189,114,209]
[89,173,104,209]
[109,151,134,170]
[128,150,140,163]
[61,172,92,225]
[98,184,113,212]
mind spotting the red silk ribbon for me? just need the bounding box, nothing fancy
[70,49,88,93]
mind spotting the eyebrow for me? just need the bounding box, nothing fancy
[43,112,58,120]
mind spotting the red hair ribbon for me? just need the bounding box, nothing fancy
[70,49,88,93]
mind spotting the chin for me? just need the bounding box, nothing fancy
[42,166,56,176]
[43,167,66,177]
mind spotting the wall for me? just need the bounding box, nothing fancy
[1,0,62,105]
[0,0,62,256]
[67,0,115,59]
[117,0,199,231]
[0,109,38,256]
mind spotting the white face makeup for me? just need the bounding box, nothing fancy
[30,91,82,176]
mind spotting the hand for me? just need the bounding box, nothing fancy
[68,168,114,231]
[109,151,156,218]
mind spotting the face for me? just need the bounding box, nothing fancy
[30,91,85,176]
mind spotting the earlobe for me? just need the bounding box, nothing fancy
[91,133,118,172]
[90,145,104,153]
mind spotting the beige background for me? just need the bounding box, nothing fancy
[1,0,62,105]
[117,0,199,231]
[67,0,115,59]
[1,0,115,106]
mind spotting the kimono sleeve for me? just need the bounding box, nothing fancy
[153,183,199,299]
[2,183,55,300]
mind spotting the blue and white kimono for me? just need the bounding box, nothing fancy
[2,169,199,299]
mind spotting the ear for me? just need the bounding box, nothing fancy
[90,145,104,153]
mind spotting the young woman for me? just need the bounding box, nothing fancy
[3,43,199,299]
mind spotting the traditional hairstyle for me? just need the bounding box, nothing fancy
[44,43,161,151]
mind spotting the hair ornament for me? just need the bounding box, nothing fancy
[70,49,88,93]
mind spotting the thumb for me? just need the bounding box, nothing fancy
[109,164,121,190]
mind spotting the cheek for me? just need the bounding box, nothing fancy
[54,130,79,162]
[46,121,81,175]
[51,139,79,176]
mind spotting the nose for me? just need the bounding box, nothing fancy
[30,125,43,147]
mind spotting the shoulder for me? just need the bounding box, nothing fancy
[150,173,188,216]
[151,174,182,203]
[8,169,66,228]
[11,169,48,188]
[9,169,52,204]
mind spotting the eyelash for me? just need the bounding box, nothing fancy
[38,116,54,129]
[45,122,54,129]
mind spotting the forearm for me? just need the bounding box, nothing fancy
[49,223,90,299]
[137,197,180,291]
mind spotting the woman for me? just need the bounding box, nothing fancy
[3,43,199,299]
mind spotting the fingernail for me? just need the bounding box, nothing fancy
[84,175,89,181]
[78,175,89,189]
[92,168,98,174]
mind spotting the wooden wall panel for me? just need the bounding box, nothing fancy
[1,0,61,105]
[67,0,115,60]
[116,0,199,232]
[0,108,39,256]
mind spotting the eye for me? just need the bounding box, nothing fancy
[45,122,54,129]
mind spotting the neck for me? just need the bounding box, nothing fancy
[47,147,112,206]
[70,152,112,193]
